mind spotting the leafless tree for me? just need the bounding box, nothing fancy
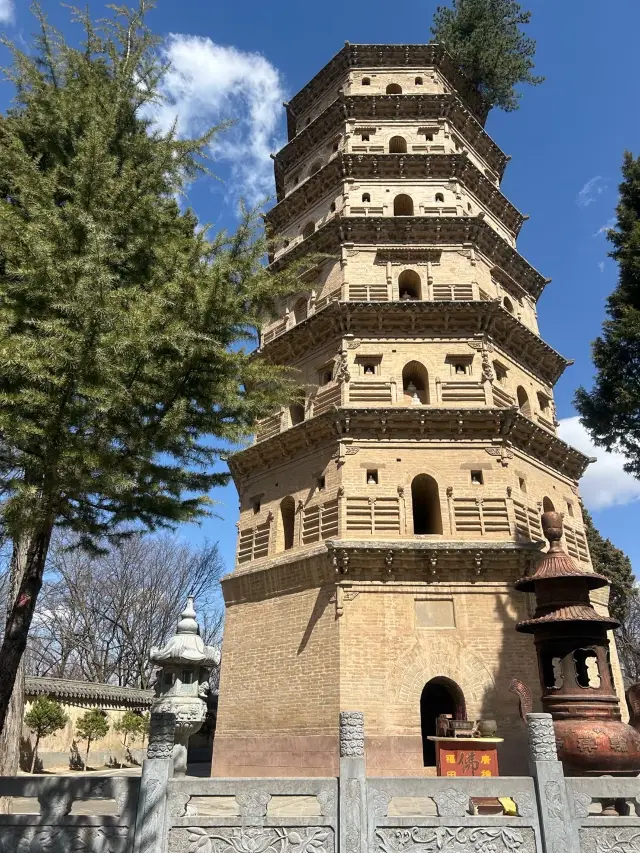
[24,535,224,689]
[618,585,640,687]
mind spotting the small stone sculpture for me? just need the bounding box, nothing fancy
[149,597,220,776]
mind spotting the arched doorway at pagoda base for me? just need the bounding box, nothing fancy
[420,676,466,766]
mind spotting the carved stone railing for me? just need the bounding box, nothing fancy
[0,775,139,853]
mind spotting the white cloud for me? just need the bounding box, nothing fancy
[558,416,640,510]
[0,0,14,24]
[577,176,608,207]
[598,261,605,273]
[593,218,616,238]
[153,35,286,205]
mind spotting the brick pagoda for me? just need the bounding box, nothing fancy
[212,44,624,777]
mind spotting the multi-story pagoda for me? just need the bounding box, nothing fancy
[212,43,625,778]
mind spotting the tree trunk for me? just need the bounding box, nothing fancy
[85,736,92,771]
[30,733,40,774]
[0,525,54,759]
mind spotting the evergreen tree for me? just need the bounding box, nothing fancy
[75,709,109,770]
[0,0,301,745]
[24,696,68,773]
[582,504,635,624]
[575,152,640,477]
[430,0,543,111]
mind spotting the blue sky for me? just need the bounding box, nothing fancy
[1,0,639,576]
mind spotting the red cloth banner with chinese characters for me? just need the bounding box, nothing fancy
[435,741,500,777]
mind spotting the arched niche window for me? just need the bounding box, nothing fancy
[403,360,429,404]
[389,136,407,154]
[503,296,515,314]
[435,192,444,203]
[386,83,402,94]
[293,297,308,325]
[517,386,532,419]
[302,221,316,240]
[361,77,371,86]
[415,76,424,85]
[542,497,555,513]
[398,269,421,301]
[393,194,414,216]
[308,160,322,176]
[289,402,305,426]
[362,192,371,203]
[411,473,442,534]
[421,677,466,766]
[278,496,296,552]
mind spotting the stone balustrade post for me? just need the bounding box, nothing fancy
[132,712,175,853]
[339,711,367,853]
[526,713,580,853]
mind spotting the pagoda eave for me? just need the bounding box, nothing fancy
[260,299,568,386]
[228,406,590,483]
[276,93,507,179]
[286,43,489,135]
[269,153,523,235]
[270,216,546,300]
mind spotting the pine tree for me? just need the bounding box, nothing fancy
[75,709,109,770]
[582,504,635,624]
[575,152,640,477]
[430,0,543,111]
[0,1,301,748]
[24,696,68,773]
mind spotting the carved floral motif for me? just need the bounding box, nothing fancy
[375,827,535,853]
[169,826,333,853]
[579,828,640,853]
[527,714,558,761]
[432,789,469,817]
[0,827,128,853]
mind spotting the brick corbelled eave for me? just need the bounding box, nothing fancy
[228,406,590,483]
[259,299,569,386]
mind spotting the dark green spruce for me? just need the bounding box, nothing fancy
[0,1,301,742]
[431,0,543,111]
[575,152,640,479]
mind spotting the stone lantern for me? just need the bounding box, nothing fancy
[149,597,220,776]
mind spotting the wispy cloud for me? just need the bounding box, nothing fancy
[0,0,14,24]
[558,416,640,510]
[598,261,605,273]
[152,35,286,206]
[593,218,616,238]
[577,176,608,207]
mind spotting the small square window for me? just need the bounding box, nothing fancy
[361,133,370,142]
[518,477,527,493]
[455,363,467,375]
[366,470,378,485]
[566,501,574,517]
[363,363,376,375]
[471,471,484,485]
[319,368,333,385]
[252,498,261,515]
[317,476,326,492]
[494,362,508,385]
[538,393,550,411]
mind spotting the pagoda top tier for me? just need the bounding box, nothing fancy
[285,43,490,140]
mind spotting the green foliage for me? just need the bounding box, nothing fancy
[24,696,68,739]
[430,0,543,111]
[582,504,635,624]
[0,0,303,731]
[575,152,640,478]
[114,710,147,745]
[76,708,109,767]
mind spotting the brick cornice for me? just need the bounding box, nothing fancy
[268,153,524,236]
[286,44,490,135]
[270,215,547,300]
[274,94,507,194]
[221,540,540,606]
[259,300,568,386]
[228,407,590,483]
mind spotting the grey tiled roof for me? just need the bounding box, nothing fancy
[25,676,154,707]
